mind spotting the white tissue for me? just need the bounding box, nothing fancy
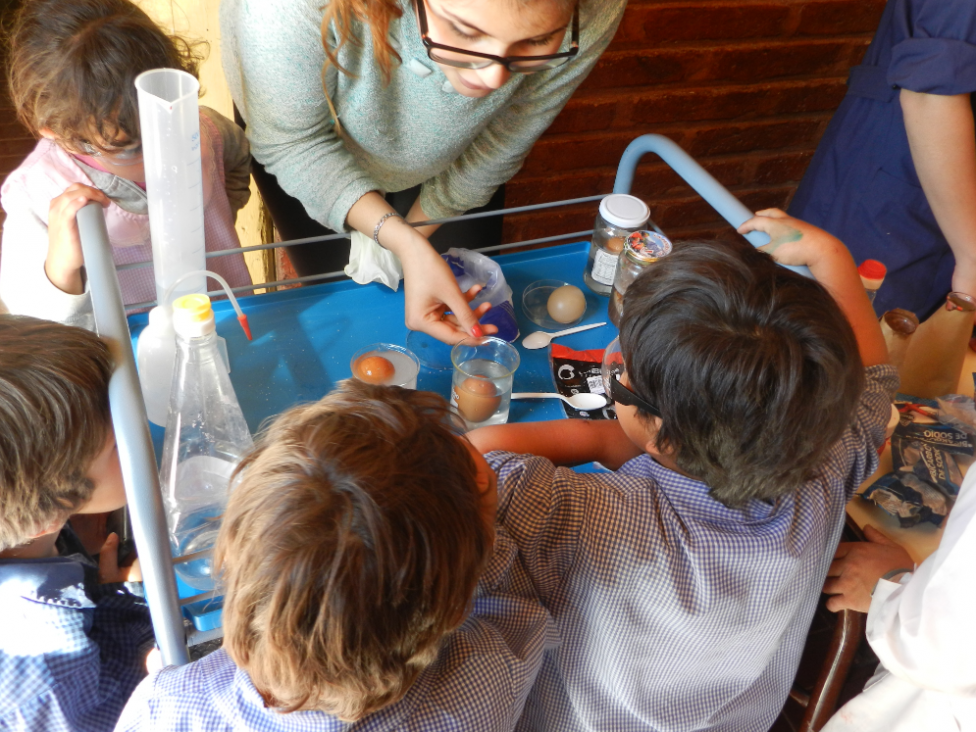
[344,230,403,291]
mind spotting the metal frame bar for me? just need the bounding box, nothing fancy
[78,134,769,663]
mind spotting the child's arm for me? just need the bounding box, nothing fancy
[738,209,889,368]
[468,419,643,469]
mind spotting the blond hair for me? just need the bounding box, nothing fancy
[0,315,113,551]
[216,379,491,720]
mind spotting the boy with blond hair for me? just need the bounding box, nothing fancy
[471,211,897,732]
[117,379,556,731]
[0,314,153,732]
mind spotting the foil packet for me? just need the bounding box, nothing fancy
[861,473,948,528]
[549,345,617,420]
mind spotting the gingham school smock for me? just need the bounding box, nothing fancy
[492,364,898,732]
[114,523,558,732]
[0,529,155,732]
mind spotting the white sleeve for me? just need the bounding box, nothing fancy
[866,466,976,695]
[0,187,95,330]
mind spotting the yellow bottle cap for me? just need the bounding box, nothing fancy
[172,294,213,323]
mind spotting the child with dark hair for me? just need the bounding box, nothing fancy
[116,379,555,731]
[0,314,154,732]
[0,0,251,329]
[471,210,896,732]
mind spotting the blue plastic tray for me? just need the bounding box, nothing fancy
[128,241,616,630]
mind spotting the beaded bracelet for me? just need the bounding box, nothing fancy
[373,211,404,247]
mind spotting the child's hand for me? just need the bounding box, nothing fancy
[98,532,142,584]
[737,208,844,269]
[46,184,110,295]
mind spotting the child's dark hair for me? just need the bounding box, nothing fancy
[6,0,205,151]
[0,314,113,551]
[619,238,864,507]
[215,379,492,721]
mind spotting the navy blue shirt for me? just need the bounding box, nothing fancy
[790,0,976,320]
[0,529,154,732]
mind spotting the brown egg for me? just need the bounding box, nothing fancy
[546,285,586,324]
[356,355,395,384]
[606,236,626,253]
[456,377,500,423]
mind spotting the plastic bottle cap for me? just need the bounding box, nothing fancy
[599,194,650,230]
[857,260,886,280]
[172,294,215,337]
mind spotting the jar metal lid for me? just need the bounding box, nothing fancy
[625,230,672,261]
[599,194,650,230]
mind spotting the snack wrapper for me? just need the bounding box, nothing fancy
[549,345,617,420]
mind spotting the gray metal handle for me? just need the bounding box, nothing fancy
[77,203,189,666]
[613,134,812,278]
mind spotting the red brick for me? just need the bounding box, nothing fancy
[546,98,620,135]
[795,0,887,36]
[619,3,792,46]
[684,119,823,157]
[754,151,815,185]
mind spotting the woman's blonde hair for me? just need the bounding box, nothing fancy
[6,0,205,150]
[216,379,492,720]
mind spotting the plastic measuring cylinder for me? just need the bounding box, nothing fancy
[135,68,207,305]
[159,294,253,592]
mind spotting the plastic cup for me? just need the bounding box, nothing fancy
[450,337,520,428]
[350,344,420,389]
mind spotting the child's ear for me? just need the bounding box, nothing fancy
[38,127,58,140]
[640,416,664,455]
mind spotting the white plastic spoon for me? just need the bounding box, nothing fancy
[522,321,608,350]
[511,392,608,410]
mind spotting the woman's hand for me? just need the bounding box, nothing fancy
[46,183,110,295]
[398,235,498,344]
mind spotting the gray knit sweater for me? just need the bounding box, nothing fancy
[220,0,626,233]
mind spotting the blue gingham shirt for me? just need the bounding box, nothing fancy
[491,365,898,732]
[0,529,155,732]
[115,524,559,731]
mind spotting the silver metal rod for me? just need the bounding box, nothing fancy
[115,194,607,271]
[76,203,189,666]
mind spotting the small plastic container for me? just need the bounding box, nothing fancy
[522,279,590,330]
[609,231,673,327]
[584,194,651,296]
[350,343,420,389]
[450,337,520,429]
[159,294,254,592]
[858,259,887,305]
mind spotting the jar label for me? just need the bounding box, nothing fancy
[590,248,619,285]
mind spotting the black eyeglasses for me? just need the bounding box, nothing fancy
[601,337,661,417]
[416,0,580,73]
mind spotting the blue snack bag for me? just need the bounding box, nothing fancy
[443,249,519,342]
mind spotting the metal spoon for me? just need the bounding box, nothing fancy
[511,391,608,410]
[522,322,608,350]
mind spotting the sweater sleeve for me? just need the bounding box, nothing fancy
[417,0,626,220]
[0,181,96,330]
[220,0,379,233]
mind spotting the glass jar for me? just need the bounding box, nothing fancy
[609,231,673,327]
[584,194,651,296]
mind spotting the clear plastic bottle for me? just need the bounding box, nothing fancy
[159,294,253,591]
[583,194,651,296]
[609,231,673,327]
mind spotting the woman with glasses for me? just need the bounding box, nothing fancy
[221,0,626,344]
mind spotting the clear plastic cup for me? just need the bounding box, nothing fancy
[350,344,420,389]
[450,337,520,429]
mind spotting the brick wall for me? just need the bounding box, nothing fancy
[503,0,888,245]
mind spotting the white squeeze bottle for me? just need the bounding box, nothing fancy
[159,294,253,591]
